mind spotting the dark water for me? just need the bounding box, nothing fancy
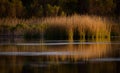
[0,38,120,73]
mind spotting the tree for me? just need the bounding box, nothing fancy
[115,0,120,16]
[0,0,10,17]
[89,0,115,16]
[46,4,60,16]
[77,0,89,14]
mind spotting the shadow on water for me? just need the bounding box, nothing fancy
[0,37,120,73]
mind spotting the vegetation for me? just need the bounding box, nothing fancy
[0,15,119,40]
[0,0,119,40]
[42,15,111,40]
[0,0,119,18]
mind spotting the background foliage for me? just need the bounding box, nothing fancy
[0,0,119,18]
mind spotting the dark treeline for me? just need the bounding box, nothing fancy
[0,0,119,18]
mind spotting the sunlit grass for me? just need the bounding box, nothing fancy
[0,15,119,40]
[42,15,112,40]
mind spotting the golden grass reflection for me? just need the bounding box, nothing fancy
[0,41,116,73]
[0,42,111,61]
[46,43,111,61]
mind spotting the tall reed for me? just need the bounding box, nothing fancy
[0,15,117,40]
[42,15,112,40]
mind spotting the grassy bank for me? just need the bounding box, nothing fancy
[0,15,119,40]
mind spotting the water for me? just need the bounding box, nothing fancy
[0,38,120,73]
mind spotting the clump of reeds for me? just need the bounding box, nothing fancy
[0,15,118,40]
[42,15,112,40]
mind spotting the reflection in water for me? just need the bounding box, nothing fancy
[0,43,111,61]
[0,41,120,73]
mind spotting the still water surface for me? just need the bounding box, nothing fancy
[0,38,120,73]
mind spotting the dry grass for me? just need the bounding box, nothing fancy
[0,15,117,40]
[42,15,112,40]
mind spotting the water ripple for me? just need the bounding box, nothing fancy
[0,42,120,46]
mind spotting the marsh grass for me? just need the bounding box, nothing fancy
[0,15,119,40]
[42,15,112,40]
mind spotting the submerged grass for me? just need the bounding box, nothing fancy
[0,15,119,40]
